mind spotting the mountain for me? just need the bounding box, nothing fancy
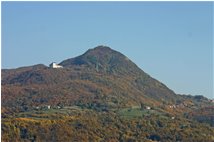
[59,46,141,75]
[2,46,178,109]
[2,46,214,141]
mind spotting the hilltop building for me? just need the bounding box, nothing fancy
[49,62,63,68]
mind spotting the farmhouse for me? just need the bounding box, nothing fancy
[49,62,63,68]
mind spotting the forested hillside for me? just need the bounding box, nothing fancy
[2,46,214,141]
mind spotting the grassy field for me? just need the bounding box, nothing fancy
[15,107,82,120]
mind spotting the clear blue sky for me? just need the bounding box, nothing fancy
[2,2,213,99]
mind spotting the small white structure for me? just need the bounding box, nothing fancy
[169,105,176,109]
[35,106,40,110]
[47,105,51,109]
[145,106,151,110]
[49,62,63,68]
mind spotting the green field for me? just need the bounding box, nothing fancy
[15,107,82,120]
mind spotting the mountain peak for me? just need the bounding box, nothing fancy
[84,45,116,56]
[60,45,140,74]
[93,45,111,50]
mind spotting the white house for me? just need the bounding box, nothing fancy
[169,105,176,109]
[49,62,63,68]
[145,106,151,110]
[35,106,40,110]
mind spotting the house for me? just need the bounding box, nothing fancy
[145,106,151,110]
[47,105,51,109]
[169,105,176,109]
[34,106,40,110]
[49,62,63,68]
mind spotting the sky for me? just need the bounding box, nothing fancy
[1,2,213,99]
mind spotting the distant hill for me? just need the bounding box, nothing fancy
[2,46,214,141]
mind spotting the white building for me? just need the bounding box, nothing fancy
[49,62,63,68]
[145,106,151,110]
